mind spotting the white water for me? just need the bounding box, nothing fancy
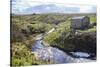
[70,52,90,58]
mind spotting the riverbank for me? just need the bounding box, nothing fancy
[32,32,96,64]
[32,40,96,64]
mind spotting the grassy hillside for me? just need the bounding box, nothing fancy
[11,14,70,66]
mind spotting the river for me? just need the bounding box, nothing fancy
[32,29,96,64]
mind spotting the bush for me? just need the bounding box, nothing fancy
[11,42,37,66]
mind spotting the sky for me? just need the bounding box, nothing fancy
[11,0,97,14]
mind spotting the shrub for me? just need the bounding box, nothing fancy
[11,42,39,66]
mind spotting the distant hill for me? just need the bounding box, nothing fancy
[11,13,96,16]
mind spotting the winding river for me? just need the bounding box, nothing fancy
[32,29,95,64]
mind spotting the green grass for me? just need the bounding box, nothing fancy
[78,26,96,33]
[90,16,96,23]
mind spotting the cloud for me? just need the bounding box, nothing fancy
[78,5,96,13]
[11,0,96,14]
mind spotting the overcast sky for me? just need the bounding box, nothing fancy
[11,0,97,14]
